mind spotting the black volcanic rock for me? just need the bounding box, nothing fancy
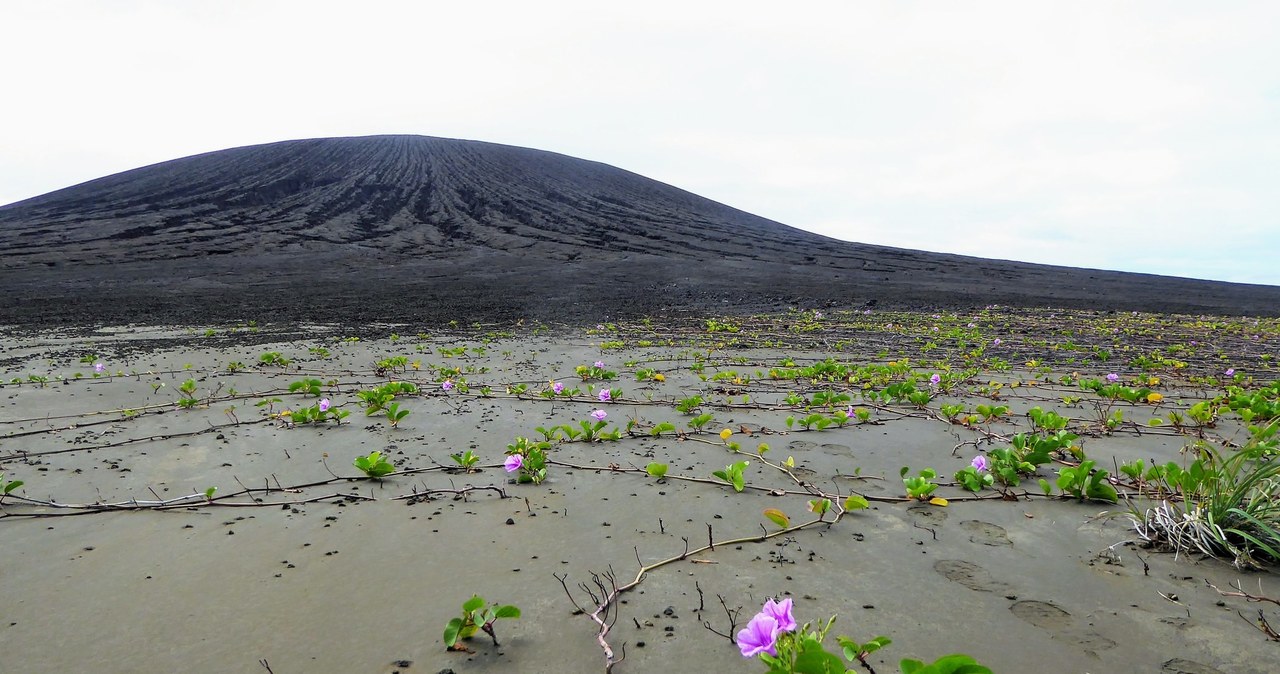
[0,134,1276,325]
[0,135,844,267]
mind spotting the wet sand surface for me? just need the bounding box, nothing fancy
[2,309,1276,673]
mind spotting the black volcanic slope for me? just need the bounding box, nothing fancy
[1,134,1276,325]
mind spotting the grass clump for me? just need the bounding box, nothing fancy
[1130,419,1280,568]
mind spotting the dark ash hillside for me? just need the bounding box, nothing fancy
[1,134,1275,326]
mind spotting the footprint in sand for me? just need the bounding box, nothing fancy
[908,504,948,524]
[818,443,852,457]
[959,519,1012,547]
[1161,659,1226,674]
[1009,600,1116,654]
[1009,599,1073,628]
[786,440,816,452]
[933,559,1009,593]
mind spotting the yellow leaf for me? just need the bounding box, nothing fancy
[783,456,795,468]
[719,428,733,440]
[928,497,949,507]
[1147,392,1164,403]
[653,373,665,382]
[762,508,790,528]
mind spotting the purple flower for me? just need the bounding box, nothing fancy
[1106,373,1119,383]
[967,322,976,328]
[598,389,611,402]
[504,455,523,472]
[594,361,605,369]
[736,613,780,658]
[318,398,331,412]
[1225,368,1236,377]
[552,381,565,394]
[442,380,454,391]
[93,362,105,373]
[591,409,607,422]
[929,373,941,386]
[971,455,990,472]
[992,338,1002,346]
[760,598,796,632]
[863,309,872,315]
[813,311,823,319]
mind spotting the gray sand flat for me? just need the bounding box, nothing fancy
[1,315,1275,673]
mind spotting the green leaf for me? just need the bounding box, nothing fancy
[842,494,869,511]
[462,595,485,613]
[494,605,521,619]
[443,617,463,647]
[763,508,790,528]
[790,636,846,673]
[900,659,925,674]
[864,635,891,652]
[645,462,668,478]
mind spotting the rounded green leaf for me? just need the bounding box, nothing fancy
[443,617,463,647]
[842,494,869,511]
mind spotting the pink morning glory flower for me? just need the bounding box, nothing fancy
[813,311,823,319]
[552,382,565,394]
[1106,373,1119,383]
[591,409,607,422]
[967,322,976,328]
[318,398,331,412]
[736,613,780,658]
[594,361,605,369]
[929,373,941,386]
[971,455,990,472]
[504,455,523,472]
[1225,368,1235,377]
[992,338,1002,346]
[598,389,611,402]
[93,362,105,373]
[442,380,454,391]
[760,598,796,632]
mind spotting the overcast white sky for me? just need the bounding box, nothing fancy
[2,1,1277,285]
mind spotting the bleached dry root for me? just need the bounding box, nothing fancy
[1132,500,1257,569]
